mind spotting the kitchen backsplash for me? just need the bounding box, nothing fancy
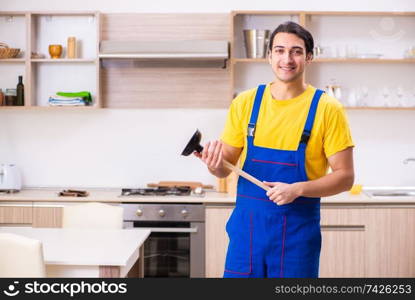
[0,108,414,188]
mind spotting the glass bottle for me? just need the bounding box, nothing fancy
[16,75,24,106]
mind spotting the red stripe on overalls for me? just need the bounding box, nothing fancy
[280,215,287,278]
[237,194,273,202]
[252,159,298,167]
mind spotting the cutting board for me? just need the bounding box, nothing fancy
[147,181,214,190]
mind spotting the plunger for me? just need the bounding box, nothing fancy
[181,129,270,191]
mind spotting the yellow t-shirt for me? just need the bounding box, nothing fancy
[220,83,354,180]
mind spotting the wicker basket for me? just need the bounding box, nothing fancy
[0,42,20,59]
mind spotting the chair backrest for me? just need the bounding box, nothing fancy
[62,202,123,229]
[0,233,46,277]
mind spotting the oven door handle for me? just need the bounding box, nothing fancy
[130,227,199,233]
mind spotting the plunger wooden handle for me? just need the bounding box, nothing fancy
[222,160,270,191]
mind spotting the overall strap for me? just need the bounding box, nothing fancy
[299,89,324,145]
[247,84,266,137]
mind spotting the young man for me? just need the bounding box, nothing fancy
[195,21,354,278]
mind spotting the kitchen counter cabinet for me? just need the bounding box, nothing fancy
[365,207,415,277]
[0,202,62,228]
[319,206,365,277]
[0,202,32,225]
[205,205,234,278]
[33,206,63,228]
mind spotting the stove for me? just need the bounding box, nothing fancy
[122,189,206,277]
[121,186,192,196]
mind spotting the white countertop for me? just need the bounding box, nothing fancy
[1,188,415,204]
[0,227,150,266]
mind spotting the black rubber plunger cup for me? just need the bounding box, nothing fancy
[181,129,204,156]
[180,129,270,191]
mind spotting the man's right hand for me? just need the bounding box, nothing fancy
[193,140,224,172]
[193,140,243,178]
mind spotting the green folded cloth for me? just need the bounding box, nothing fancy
[56,91,92,104]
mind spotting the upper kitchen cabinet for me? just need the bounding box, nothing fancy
[0,11,100,109]
[305,12,415,109]
[0,12,28,107]
[99,13,230,108]
[230,11,415,109]
[29,12,100,108]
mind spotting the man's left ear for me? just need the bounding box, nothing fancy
[306,52,313,64]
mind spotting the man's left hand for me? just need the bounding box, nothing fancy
[264,181,301,205]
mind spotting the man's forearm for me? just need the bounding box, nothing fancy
[208,165,232,178]
[294,169,354,198]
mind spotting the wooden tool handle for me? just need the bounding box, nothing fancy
[222,160,270,191]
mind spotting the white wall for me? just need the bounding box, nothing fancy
[1,0,415,188]
[2,0,414,13]
[0,109,227,188]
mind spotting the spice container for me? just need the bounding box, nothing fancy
[5,88,17,106]
[67,37,76,58]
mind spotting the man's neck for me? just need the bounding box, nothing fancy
[270,79,308,100]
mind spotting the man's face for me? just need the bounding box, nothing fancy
[268,32,312,83]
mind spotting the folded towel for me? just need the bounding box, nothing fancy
[49,101,85,106]
[48,96,86,106]
[56,91,92,104]
[49,95,84,101]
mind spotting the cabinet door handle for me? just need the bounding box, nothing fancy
[321,225,365,231]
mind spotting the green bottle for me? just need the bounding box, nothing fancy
[16,75,24,106]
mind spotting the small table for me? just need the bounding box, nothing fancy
[0,227,150,278]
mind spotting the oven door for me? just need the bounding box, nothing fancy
[125,221,205,278]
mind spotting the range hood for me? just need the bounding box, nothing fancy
[99,40,229,68]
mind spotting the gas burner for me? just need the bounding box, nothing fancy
[121,186,192,196]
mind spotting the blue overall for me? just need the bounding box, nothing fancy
[224,85,324,278]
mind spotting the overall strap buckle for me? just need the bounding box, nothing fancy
[300,130,311,144]
[247,123,256,137]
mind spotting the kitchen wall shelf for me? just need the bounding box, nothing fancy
[345,107,415,110]
[232,58,415,64]
[0,11,100,109]
[0,59,26,63]
[231,10,415,109]
[314,58,415,63]
[0,106,97,110]
[31,59,97,63]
